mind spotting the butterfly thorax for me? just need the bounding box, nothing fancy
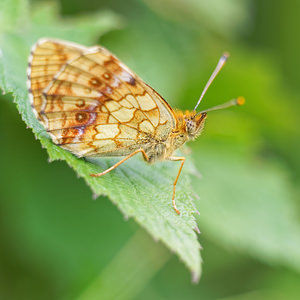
[144,110,207,163]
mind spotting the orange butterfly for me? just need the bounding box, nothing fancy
[27,39,244,214]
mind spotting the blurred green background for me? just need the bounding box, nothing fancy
[1,0,300,299]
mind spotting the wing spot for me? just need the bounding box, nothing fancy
[76,99,86,108]
[76,112,88,123]
[89,77,102,88]
[128,76,136,86]
[103,73,111,80]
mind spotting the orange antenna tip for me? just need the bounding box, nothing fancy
[197,97,245,114]
[236,96,245,106]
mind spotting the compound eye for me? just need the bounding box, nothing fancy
[186,120,196,134]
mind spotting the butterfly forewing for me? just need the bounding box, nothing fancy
[28,39,177,158]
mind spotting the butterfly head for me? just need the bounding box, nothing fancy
[184,111,207,139]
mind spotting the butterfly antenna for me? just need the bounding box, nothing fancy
[198,97,245,114]
[193,53,229,111]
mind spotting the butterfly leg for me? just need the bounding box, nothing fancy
[90,149,149,177]
[168,156,186,215]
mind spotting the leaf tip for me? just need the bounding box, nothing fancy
[191,271,200,284]
[92,193,99,200]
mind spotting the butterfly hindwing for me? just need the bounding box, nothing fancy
[28,39,177,157]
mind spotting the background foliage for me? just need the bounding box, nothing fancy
[1,0,300,299]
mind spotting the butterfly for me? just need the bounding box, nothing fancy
[27,38,244,215]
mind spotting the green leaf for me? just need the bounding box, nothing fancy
[0,0,202,280]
